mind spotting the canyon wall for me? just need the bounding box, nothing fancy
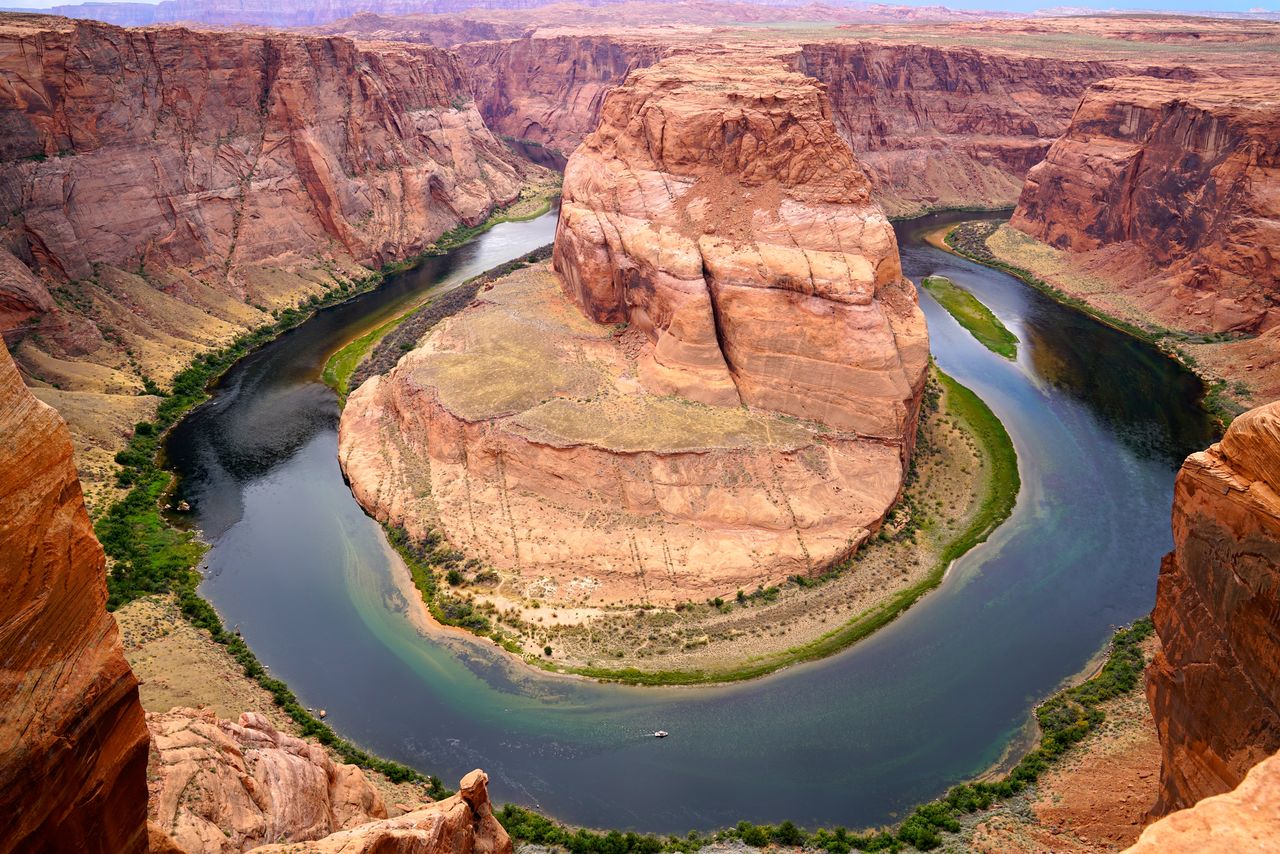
[340,52,926,606]
[0,342,150,853]
[458,35,667,154]
[1011,76,1280,334]
[1147,400,1280,814]
[0,13,528,503]
[794,43,1140,216]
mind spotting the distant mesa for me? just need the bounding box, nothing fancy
[339,52,929,606]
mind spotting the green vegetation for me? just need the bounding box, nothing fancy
[322,312,410,401]
[921,275,1018,359]
[429,365,1018,687]
[944,220,1240,426]
[494,619,1153,852]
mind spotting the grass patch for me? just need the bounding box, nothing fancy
[322,312,410,401]
[921,275,1018,360]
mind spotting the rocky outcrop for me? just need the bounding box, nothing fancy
[316,13,522,48]
[1012,76,1280,334]
[795,43,1141,216]
[146,707,388,853]
[252,769,510,854]
[1147,400,1280,815]
[340,53,926,606]
[458,36,666,154]
[1124,749,1280,853]
[554,52,927,436]
[0,341,150,852]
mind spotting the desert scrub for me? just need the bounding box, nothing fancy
[921,275,1018,359]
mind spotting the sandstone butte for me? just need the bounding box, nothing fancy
[1147,399,1280,814]
[0,341,150,852]
[338,52,928,607]
[0,14,526,417]
[1011,75,1280,335]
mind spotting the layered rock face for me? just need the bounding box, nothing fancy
[1012,76,1280,334]
[0,14,524,401]
[458,36,666,154]
[340,54,927,605]
[147,707,388,852]
[554,53,926,437]
[0,342,150,852]
[1147,400,1280,815]
[253,769,511,854]
[1124,749,1280,853]
[795,44,1140,216]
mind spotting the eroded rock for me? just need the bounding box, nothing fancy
[1012,76,1280,334]
[0,341,150,852]
[146,707,389,853]
[1147,401,1280,814]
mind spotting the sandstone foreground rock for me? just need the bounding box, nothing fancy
[1012,76,1280,334]
[1147,400,1280,814]
[340,53,927,606]
[147,707,389,853]
[0,342,150,852]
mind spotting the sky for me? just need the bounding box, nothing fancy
[2,0,1276,17]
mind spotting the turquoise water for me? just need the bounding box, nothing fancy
[166,208,1215,833]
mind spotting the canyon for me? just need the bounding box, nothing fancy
[339,51,927,607]
[0,13,533,507]
[1011,76,1280,335]
[1,3,1280,852]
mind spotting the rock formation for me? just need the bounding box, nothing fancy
[1147,400,1280,814]
[1012,76,1280,334]
[1124,749,1280,853]
[147,707,389,852]
[0,342,150,853]
[794,44,1147,216]
[253,769,511,854]
[458,36,667,154]
[340,53,927,606]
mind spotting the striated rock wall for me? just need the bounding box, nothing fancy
[554,52,927,438]
[1147,400,1280,815]
[795,43,1139,216]
[458,35,666,154]
[1012,76,1280,334]
[0,341,150,853]
[147,707,388,853]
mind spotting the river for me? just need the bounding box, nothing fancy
[165,206,1215,833]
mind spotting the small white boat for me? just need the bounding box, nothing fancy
[652,730,669,738]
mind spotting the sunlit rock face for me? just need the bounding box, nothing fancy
[1147,400,1280,815]
[339,53,927,607]
[1012,76,1280,334]
[0,342,150,852]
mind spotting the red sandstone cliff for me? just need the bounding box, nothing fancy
[1147,400,1280,815]
[458,35,666,154]
[0,341,150,852]
[1012,76,1280,334]
[0,14,525,392]
[794,43,1148,216]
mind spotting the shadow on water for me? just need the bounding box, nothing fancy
[165,207,1216,833]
